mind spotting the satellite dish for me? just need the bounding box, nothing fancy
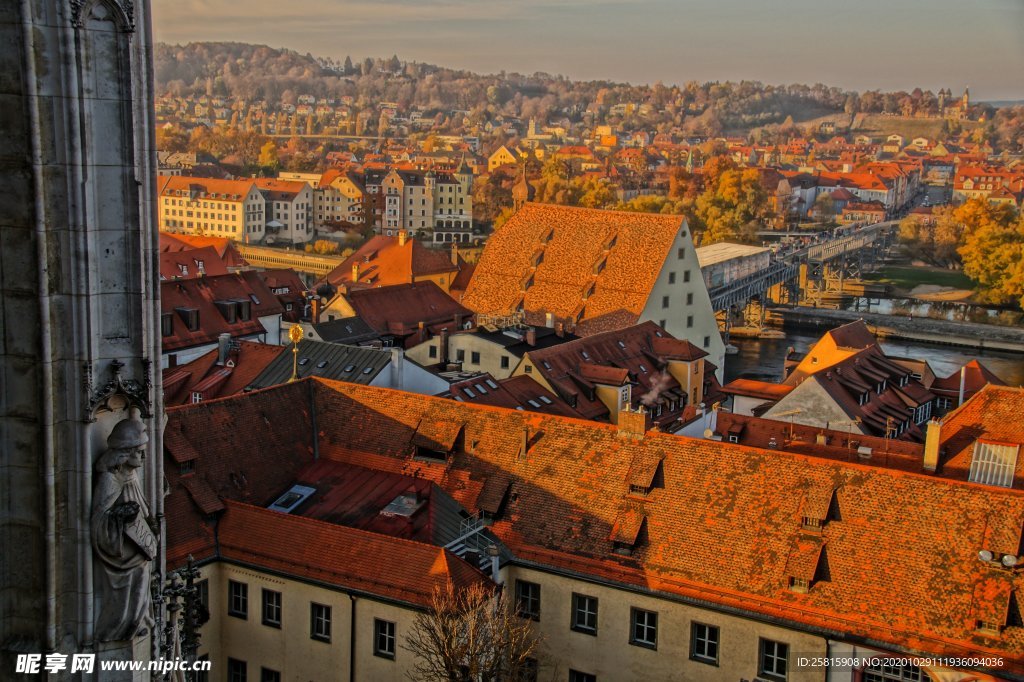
[1002,554,1019,568]
[979,550,994,562]
[703,428,714,439]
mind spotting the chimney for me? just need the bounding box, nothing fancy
[352,263,360,282]
[923,419,941,472]
[438,327,450,364]
[310,296,321,324]
[519,426,529,459]
[487,544,502,585]
[555,321,565,338]
[390,347,405,389]
[216,333,231,366]
[454,312,463,330]
[525,327,537,346]
[398,230,407,246]
[450,242,459,266]
[617,404,648,440]
[958,365,967,407]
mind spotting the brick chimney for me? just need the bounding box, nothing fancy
[617,404,648,440]
[451,242,459,266]
[525,327,537,346]
[923,419,941,472]
[398,230,408,246]
[352,263,360,282]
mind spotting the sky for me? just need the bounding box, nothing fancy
[152,0,1024,101]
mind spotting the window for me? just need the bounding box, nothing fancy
[262,589,281,628]
[686,315,694,328]
[456,349,465,362]
[571,593,598,634]
[677,247,686,259]
[668,272,676,284]
[690,622,719,664]
[516,580,541,620]
[471,351,481,364]
[686,292,694,305]
[759,639,788,680]
[179,460,195,475]
[630,608,658,649]
[228,580,248,619]
[683,270,691,283]
[227,658,247,682]
[161,313,173,336]
[569,672,596,682]
[196,580,209,611]
[968,440,1020,488]
[190,391,202,404]
[428,345,437,359]
[703,336,710,348]
[662,296,670,309]
[311,603,332,642]
[501,356,510,369]
[374,618,396,659]
[260,669,281,682]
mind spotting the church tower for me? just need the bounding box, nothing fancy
[0,0,164,678]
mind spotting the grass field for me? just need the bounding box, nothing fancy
[864,265,974,292]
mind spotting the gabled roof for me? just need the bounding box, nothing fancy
[523,321,706,424]
[323,235,459,290]
[248,339,393,389]
[444,373,582,418]
[161,272,285,352]
[162,340,285,406]
[939,385,1024,485]
[344,282,472,343]
[463,203,687,332]
[159,246,229,280]
[932,360,1007,397]
[159,232,249,268]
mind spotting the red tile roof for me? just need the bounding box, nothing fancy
[932,360,1007,399]
[721,378,795,401]
[168,379,1024,670]
[344,282,472,345]
[214,501,490,607]
[161,272,284,352]
[162,340,285,406]
[159,246,229,280]
[939,385,1024,485]
[463,203,687,333]
[159,232,249,269]
[323,235,459,290]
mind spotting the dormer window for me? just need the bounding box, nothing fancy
[801,516,822,531]
[968,440,1020,489]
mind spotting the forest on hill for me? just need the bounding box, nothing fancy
[155,41,1021,147]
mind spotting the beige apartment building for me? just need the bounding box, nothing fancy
[167,379,1024,682]
[158,175,266,242]
[280,169,367,229]
[254,177,315,245]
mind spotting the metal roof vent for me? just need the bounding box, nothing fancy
[381,490,425,518]
[268,484,316,514]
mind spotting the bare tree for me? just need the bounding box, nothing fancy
[402,582,542,682]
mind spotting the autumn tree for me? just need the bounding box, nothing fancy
[958,202,1024,305]
[257,140,279,171]
[694,167,768,245]
[402,582,543,682]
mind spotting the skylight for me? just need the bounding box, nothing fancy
[268,484,316,513]
[362,367,374,374]
[476,384,488,394]
[343,364,355,372]
[528,399,541,408]
[464,387,476,398]
[539,396,553,404]
[485,379,499,389]
[298,357,309,365]
[968,441,1020,488]
[316,360,328,369]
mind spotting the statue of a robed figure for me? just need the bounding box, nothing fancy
[91,414,157,642]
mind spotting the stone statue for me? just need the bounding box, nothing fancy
[92,413,156,642]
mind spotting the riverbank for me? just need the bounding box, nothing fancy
[770,305,1024,353]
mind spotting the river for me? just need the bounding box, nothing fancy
[724,330,1024,386]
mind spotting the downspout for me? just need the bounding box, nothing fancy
[349,593,357,682]
[21,0,58,651]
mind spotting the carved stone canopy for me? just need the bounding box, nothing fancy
[70,0,135,31]
[86,359,152,420]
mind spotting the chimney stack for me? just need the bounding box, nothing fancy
[352,263,360,282]
[525,327,537,346]
[390,347,405,389]
[217,333,231,366]
[310,295,321,324]
[450,242,459,266]
[617,404,648,440]
[398,230,408,246]
[923,419,941,472]
[520,426,529,459]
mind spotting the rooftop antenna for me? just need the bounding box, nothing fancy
[771,408,803,444]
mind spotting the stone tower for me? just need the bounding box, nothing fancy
[0,0,163,678]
